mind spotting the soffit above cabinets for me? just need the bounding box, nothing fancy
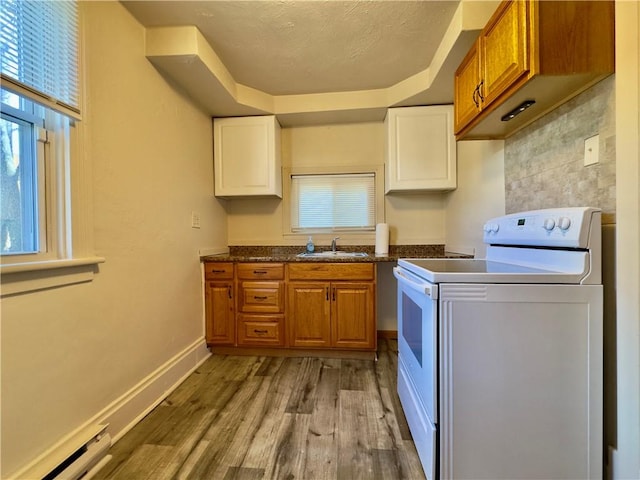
[121,0,500,126]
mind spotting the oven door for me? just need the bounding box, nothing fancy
[393,266,438,479]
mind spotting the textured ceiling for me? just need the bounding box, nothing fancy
[121,1,461,96]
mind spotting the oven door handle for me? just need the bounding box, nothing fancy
[393,267,438,300]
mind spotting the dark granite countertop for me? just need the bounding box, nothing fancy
[201,245,472,263]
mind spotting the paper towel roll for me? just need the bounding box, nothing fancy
[375,223,389,255]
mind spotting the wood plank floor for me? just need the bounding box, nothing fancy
[94,339,425,480]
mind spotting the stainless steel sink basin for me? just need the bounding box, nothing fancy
[297,251,369,258]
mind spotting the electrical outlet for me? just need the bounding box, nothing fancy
[191,212,201,229]
[584,135,599,166]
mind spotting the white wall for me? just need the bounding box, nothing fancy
[375,142,506,332]
[0,2,227,477]
[613,1,640,478]
[226,122,448,247]
[445,140,505,257]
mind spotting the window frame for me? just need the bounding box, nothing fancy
[1,94,61,262]
[0,4,103,297]
[282,164,385,241]
[1,105,41,255]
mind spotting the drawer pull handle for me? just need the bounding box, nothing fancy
[253,270,268,275]
[254,296,268,300]
[211,269,226,273]
[228,286,232,299]
[254,329,268,334]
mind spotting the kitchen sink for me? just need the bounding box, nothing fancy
[297,251,369,258]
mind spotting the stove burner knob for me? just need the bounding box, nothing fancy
[483,223,499,233]
[543,218,556,231]
[558,216,571,230]
[489,223,499,233]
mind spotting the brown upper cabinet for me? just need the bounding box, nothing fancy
[454,0,615,140]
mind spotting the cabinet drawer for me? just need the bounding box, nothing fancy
[237,314,284,346]
[239,281,284,313]
[237,263,284,280]
[204,262,234,280]
[287,263,374,281]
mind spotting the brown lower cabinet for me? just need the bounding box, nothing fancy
[204,262,235,345]
[236,263,285,347]
[287,281,375,349]
[287,282,331,348]
[286,262,376,351]
[204,261,377,352]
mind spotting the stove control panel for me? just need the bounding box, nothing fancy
[483,207,601,248]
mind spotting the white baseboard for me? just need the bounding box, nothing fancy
[100,337,211,443]
[7,338,210,480]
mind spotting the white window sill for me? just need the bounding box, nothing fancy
[1,256,105,297]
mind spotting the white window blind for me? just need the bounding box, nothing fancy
[0,0,80,118]
[291,173,376,231]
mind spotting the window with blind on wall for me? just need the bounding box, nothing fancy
[0,0,79,263]
[290,173,377,232]
[1,0,99,295]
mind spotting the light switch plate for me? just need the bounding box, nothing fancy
[191,212,201,229]
[584,135,599,166]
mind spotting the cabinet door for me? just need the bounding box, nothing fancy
[385,106,456,192]
[331,282,375,349]
[288,282,331,348]
[481,0,530,107]
[213,115,282,198]
[205,281,235,345]
[454,39,481,134]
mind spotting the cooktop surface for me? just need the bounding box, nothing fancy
[401,259,553,274]
[397,258,584,284]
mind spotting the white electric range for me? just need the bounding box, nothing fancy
[393,207,603,479]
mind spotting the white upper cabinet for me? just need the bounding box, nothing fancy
[385,105,457,193]
[213,115,282,198]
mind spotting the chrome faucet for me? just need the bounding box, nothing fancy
[331,237,340,252]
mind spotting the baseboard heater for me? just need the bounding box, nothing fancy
[40,426,112,480]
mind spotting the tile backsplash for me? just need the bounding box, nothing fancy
[504,76,615,218]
